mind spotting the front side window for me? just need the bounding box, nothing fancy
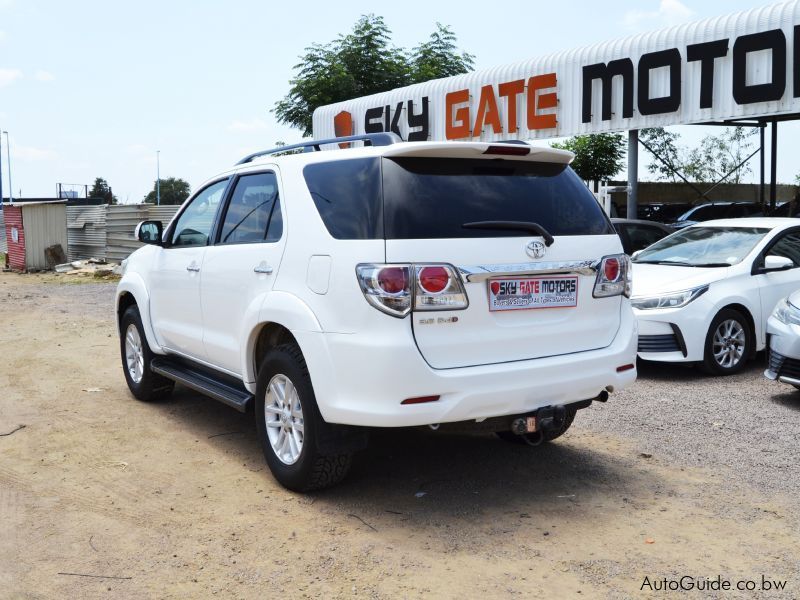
[765,231,800,267]
[218,173,282,244]
[170,179,228,247]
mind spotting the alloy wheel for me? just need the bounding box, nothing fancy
[712,319,745,369]
[125,323,145,384]
[264,374,305,465]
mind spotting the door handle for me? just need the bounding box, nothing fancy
[186,262,200,272]
[254,263,273,275]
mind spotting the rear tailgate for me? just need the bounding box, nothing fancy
[382,154,624,369]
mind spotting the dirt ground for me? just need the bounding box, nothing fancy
[1,272,799,599]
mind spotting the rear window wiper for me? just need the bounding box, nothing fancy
[462,221,555,246]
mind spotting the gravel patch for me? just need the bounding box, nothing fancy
[578,358,800,497]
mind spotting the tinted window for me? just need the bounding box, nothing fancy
[679,204,729,222]
[382,158,613,239]
[767,232,800,266]
[624,224,668,253]
[171,179,228,247]
[219,173,282,244]
[303,158,382,239]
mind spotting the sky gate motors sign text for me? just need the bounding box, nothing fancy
[312,2,800,142]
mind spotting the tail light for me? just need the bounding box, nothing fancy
[356,264,412,317]
[414,265,468,310]
[356,263,468,317]
[593,254,632,298]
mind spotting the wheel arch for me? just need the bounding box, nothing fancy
[715,302,758,358]
[241,291,323,386]
[115,273,165,354]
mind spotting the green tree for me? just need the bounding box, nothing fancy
[409,23,475,84]
[641,126,756,184]
[551,134,626,189]
[89,177,117,204]
[143,177,190,205]
[274,15,474,136]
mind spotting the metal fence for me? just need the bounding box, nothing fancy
[61,204,180,263]
[66,205,107,261]
[106,204,179,262]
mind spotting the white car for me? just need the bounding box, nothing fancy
[116,133,637,491]
[764,289,800,389]
[632,218,800,375]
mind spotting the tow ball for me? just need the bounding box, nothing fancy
[510,405,567,446]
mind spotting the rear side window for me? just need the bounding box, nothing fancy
[382,158,613,239]
[303,158,382,239]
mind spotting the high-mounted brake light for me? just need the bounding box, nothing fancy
[483,145,531,156]
[356,263,468,317]
[593,254,632,299]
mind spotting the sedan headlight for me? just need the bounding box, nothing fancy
[631,285,709,310]
[773,298,800,325]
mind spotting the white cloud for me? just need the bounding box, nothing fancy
[0,68,22,87]
[13,144,56,161]
[34,70,54,82]
[227,118,269,133]
[623,0,694,30]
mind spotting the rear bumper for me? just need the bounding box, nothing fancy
[295,307,638,427]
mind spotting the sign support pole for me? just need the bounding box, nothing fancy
[627,130,638,219]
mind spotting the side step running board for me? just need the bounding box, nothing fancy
[151,358,253,412]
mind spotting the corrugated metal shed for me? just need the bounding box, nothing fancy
[313,1,800,141]
[4,205,24,271]
[20,202,68,270]
[67,205,107,261]
[0,210,6,254]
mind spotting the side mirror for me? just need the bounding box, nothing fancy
[763,255,794,272]
[135,220,163,245]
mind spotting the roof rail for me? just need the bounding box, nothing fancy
[235,132,402,165]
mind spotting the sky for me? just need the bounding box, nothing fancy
[0,0,796,202]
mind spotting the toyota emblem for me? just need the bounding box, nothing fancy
[526,241,546,259]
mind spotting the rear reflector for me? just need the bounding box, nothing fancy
[401,395,440,405]
[483,145,530,156]
[616,364,635,372]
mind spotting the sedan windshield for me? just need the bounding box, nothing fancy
[633,226,770,267]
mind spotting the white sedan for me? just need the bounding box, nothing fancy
[631,218,800,375]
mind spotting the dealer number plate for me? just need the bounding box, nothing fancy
[488,276,578,311]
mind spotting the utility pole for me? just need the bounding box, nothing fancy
[156,150,161,206]
[2,132,11,203]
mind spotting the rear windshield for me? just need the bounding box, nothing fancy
[303,157,613,240]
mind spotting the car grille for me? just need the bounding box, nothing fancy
[638,334,681,353]
[769,349,800,379]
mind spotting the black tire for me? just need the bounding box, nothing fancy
[496,407,577,444]
[255,343,352,492]
[119,305,174,401]
[701,308,752,376]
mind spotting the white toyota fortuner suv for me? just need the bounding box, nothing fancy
[116,133,637,491]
